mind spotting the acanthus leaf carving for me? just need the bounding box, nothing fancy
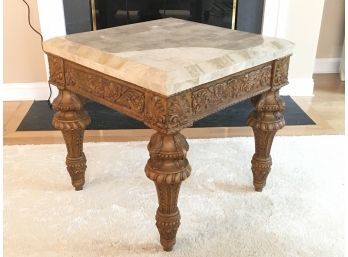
[48,55,65,88]
[272,56,290,90]
[167,93,193,132]
[144,93,193,134]
[144,94,167,130]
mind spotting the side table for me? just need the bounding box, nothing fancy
[43,18,293,251]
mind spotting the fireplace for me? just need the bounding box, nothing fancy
[91,0,237,30]
[63,0,264,34]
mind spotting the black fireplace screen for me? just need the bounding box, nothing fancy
[92,0,236,30]
[62,0,264,34]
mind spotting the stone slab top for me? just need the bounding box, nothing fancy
[43,18,294,96]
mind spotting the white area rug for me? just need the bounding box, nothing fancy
[4,136,345,257]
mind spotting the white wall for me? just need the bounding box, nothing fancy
[37,0,66,101]
[263,0,325,95]
[37,0,66,40]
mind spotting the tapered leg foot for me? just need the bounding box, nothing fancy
[52,90,91,190]
[251,145,274,192]
[145,132,191,251]
[252,158,272,192]
[64,148,87,191]
[248,90,285,192]
[156,184,181,251]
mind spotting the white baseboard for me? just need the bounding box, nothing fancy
[314,58,340,74]
[2,82,58,102]
[280,78,314,96]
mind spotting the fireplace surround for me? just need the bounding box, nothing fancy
[62,0,264,34]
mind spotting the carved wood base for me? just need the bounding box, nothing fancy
[52,90,91,190]
[247,90,285,192]
[47,54,291,250]
[145,132,191,251]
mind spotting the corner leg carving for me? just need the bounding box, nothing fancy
[145,132,191,251]
[247,90,285,192]
[52,90,91,190]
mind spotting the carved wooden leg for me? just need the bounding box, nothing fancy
[145,132,191,251]
[52,89,91,191]
[247,90,285,192]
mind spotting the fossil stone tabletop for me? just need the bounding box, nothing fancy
[43,18,294,96]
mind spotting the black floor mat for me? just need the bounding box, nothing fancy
[17,96,315,131]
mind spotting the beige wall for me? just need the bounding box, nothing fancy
[316,0,345,58]
[282,0,325,79]
[3,0,47,83]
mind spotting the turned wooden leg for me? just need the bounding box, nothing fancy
[247,90,285,192]
[52,89,91,191]
[145,132,191,251]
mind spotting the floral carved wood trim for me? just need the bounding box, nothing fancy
[64,61,146,120]
[47,55,290,134]
[191,63,273,120]
[48,55,65,89]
